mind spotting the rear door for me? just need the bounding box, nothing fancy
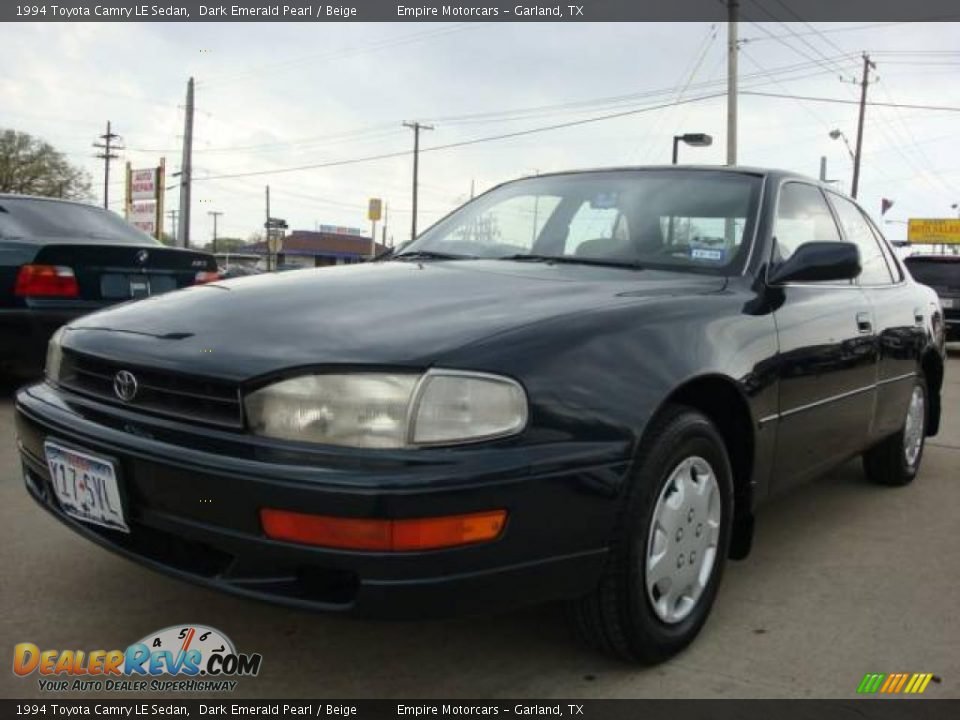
[769,182,878,490]
[828,193,924,442]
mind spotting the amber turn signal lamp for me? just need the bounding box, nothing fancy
[260,508,507,551]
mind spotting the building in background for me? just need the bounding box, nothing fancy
[241,227,389,269]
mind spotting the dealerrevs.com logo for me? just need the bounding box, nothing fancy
[13,624,262,693]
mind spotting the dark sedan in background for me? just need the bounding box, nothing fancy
[15,167,945,663]
[904,254,960,340]
[0,194,218,377]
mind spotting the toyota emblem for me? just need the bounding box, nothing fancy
[136,249,149,265]
[113,370,139,402]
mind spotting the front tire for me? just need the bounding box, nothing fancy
[570,405,734,663]
[863,377,927,487]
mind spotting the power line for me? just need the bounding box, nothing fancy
[740,91,960,113]
[193,59,853,178]
[741,22,910,42]
[195,91,729,183]
[192,88,960,184]
[200,23,482,88]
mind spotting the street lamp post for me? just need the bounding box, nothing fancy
[829,129,856,162]
[672,133,713,164]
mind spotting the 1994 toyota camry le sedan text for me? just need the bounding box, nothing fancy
[15,167,946,662]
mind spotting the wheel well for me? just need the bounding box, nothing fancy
[921,350,943,436]
[663,376,755,559]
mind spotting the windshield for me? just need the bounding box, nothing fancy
[0,197,160,245]
[399,170,763,274]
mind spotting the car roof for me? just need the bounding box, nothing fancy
[0,193,100,209]
[504,165,828,189]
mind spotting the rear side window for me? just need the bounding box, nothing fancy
[0,198,158,245]
[830,195,894,286]
[864,215,903,282]
[774,183,841,262]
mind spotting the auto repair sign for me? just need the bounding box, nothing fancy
[130,168,158,201]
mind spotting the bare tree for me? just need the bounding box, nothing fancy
[0,129,92,200]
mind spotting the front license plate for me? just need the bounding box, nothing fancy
[941,298,956,309]
[44,441,129,533]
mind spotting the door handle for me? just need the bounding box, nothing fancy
[913,307,925,325]
[856,312,873,334]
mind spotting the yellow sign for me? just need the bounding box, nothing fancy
[908,218,960,244]
[368,198,382,222]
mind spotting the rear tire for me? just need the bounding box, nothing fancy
[863,376,927,487]
[569,405,734,663]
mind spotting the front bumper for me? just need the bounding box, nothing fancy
[15,382,630,618]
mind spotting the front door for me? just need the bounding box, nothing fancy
[769,182,878,489]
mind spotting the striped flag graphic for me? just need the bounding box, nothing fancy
[857,672,934,694]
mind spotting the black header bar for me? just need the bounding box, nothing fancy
[4,0,960,23]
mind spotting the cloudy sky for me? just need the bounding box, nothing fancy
[2,20,959,245]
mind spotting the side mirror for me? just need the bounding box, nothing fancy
[768,241,861,285]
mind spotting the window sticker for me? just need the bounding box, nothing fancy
[691,247,725,262]
[589,192,619,209]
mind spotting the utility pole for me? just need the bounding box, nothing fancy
[166,209,178,244]
[382,202,389,247]
[207,210,222,254]
[93,121,123,210]
[851,53,876,199]
[403,121,434,241]
[177,77,195,248]
[264,185,271,271]
[726,0,738,166]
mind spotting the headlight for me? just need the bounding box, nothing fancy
[244,370,527,448]
[45,326,65,383]
[410,371,527,445]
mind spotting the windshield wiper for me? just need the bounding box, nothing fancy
[393,250,477,261]
[497,253,645,270]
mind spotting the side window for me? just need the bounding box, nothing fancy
[830,195,895,286]
[774,183,841,263]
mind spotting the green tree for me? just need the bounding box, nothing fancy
[201,237,247,253]
[0,129,91,200]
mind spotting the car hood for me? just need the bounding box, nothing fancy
[63,260,726,381]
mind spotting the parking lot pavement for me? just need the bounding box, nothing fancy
[1,353,958,700]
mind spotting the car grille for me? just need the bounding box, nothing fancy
[60,351,243,429]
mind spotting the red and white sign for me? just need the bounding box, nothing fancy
[129,201,157,235]
[130,168,158,201]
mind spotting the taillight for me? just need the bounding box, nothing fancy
[14,265,79,298]
[194,271,221,284]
